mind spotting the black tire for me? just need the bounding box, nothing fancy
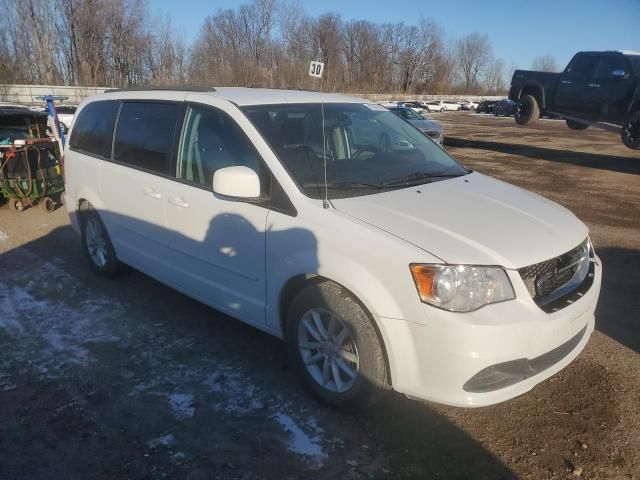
[621,111,640,150]
[440,107,445,113]
[286,281,388,411]
[80,208,121,277]
[41,196,55,212]
[566,119,589,130]
[515,94,540,125]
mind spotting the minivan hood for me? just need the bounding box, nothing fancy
[331,172,588,269]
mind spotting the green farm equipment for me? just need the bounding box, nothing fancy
[0,106,64,212]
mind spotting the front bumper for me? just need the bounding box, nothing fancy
[377,256,602,407]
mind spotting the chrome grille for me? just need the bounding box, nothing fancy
[519,239,593,312]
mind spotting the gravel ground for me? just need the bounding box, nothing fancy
[0,112,638,479]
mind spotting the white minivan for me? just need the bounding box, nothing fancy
[64,87,601,410]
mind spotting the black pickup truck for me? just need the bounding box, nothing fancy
[509,51,640,149]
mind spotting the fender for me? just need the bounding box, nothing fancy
[518,81,546,110]
[266,249,407,336]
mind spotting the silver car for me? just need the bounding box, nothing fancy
[388,106,444,144]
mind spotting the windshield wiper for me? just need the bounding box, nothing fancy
[302,181,383,190]
[382,171,461,187]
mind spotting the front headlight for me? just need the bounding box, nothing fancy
[410,264,515,312]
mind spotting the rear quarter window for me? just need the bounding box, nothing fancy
[69,100,119,158]
[113,102,180,175]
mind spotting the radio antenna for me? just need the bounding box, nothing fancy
[309,59,328,209]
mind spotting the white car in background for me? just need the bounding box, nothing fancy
[461,101,479,111]
[424,100,461,112]
[55,105,78,133]
[64,87,601,410]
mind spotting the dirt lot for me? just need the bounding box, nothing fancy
[1,112,639,480]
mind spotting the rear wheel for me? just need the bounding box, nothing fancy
[81,208,121,276]
[41,196,55,212]
[440,107,446,113]
[621,111,640,150]
[515,94,540,125]
[286,281,388,411]
[566,119,589,130]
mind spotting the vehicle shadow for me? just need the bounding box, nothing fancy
[0,210,516,479]
[444,137,640,175]
[594,246,640,354]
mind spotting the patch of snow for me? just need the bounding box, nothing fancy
[169,393,194,419]
[272,412,327,467]
[0,231,8,242]
[147,433,175,449]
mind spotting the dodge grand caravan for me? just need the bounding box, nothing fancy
[64,87,602,409]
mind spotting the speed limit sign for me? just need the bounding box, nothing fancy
[309,61,324,78]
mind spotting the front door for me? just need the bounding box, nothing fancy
[165,104,269,326]
[587,55,637,123]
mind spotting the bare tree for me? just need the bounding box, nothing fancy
[455,32,492,94]
[484,58,506,95]
[0,0,507,96]
[531,54,558,72]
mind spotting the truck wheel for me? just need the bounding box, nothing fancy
[566,119,589,130]
[286,281,388,411]
[621,111,640,150]
[515,94,540,125]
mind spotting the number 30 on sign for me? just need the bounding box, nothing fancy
[309,61,324,78]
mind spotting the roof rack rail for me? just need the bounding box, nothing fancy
[104,86,216,93]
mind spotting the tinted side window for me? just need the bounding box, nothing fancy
[567,55,598,79]
[593,56,628,79]
[177,106,266,191]
[69,101,119,158]
[113,102,179,175]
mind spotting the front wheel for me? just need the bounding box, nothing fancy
[515,94,540,125]
[621,111,640,150]
[286,281,388,411]
[566,119,589,130]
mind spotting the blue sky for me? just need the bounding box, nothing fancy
[153,0,639,70]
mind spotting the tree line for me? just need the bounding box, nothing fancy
[0,0,558,95]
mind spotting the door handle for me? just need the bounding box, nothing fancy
[560,80,572,85]
[588,83,600,88]
[168,197,190,208]
[143,187,162,199]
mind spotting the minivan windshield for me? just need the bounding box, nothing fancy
[242,103,468,199]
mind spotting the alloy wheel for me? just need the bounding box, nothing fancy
[85,217,108,267]
[297,308,359,393]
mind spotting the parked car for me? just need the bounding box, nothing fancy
[476,100,497,114]
[55,105,78,132]
[388,106,444,144]
[399,101,426,115]
[64,87,601,410]
[424,100,461,112]
[494,99,518,117]
[461,100,479,111]
[509,50,640,149]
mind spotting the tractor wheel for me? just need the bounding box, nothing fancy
[41,197,56,213]
[10,198,24,212]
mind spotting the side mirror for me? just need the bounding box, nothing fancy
[212,166,261,199]
[612,69,626,79]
